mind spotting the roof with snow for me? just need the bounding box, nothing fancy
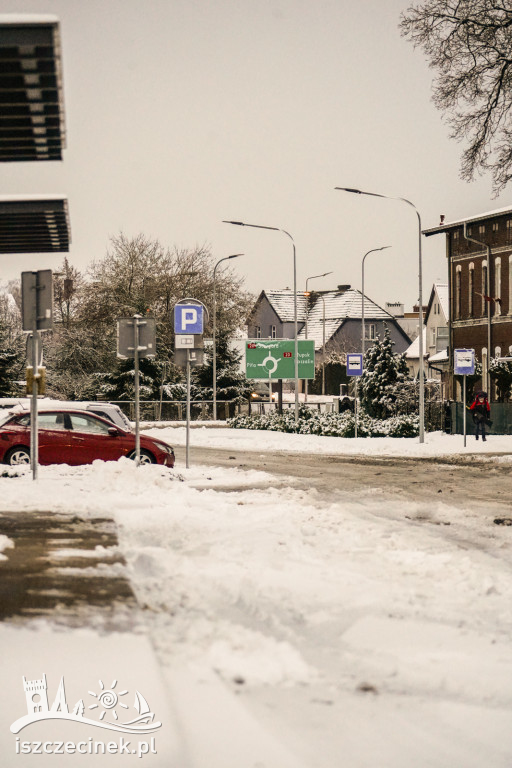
[259,288,397,350]
[428,349,449,363]
[0,15,66,162]
[405,327,427,360]
[0,195,70,252]
[426,282,449,323]
[423,205,512,236]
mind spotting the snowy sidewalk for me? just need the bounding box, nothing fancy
[0,477,310,768]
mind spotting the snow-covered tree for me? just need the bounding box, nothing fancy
[400,1,512,194]
[359,327,412,418]
[193,331,252,402]
[489,357,512,402]
[0,292,24,396]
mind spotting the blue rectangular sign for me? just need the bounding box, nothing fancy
[174,304,204,335]
[346,353,363,376]
[454,348,475,376]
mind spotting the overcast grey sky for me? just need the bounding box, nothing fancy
[0,0,505,310]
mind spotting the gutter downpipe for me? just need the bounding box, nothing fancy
[462,223,492,400]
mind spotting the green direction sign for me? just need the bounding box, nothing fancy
[245,339,315,380]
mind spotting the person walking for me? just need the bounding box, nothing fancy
[469,391,491,441]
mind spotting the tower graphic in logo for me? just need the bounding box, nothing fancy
[11,674,162,735]
[23,674,49,715]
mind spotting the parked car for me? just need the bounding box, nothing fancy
[0,409,175,467]
[1,399,132,432]
[250,383,278,402]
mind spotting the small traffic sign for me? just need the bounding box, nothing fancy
[454,348,475,376]
[175,334,195,348]
[174,304,204,335]
[346,353,363,376]
[117,317,156,359]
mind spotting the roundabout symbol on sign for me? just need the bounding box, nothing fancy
[258,352,280,374]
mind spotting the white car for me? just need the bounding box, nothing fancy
[0,399,132,432]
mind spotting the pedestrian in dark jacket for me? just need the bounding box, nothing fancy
[469,391,491,441]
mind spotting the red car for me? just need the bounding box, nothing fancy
[0,409,175,468]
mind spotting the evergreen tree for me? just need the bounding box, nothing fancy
[0,295,23,396]
[84,356,164,401]
[359,328,412,419]
[193,332,252,402]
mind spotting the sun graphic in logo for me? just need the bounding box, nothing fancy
[88,680,129,721]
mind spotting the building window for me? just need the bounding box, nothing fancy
[364,324,376,340]
[507,219,512,242]
[436,326,449,353]
[469,262,474,316]
[495,257,501,315]
[482,261,488,315]
[479,224,485,235]
[493,222,499,232]
[270,325,277,339]
[509,255,512,315]
[430,328,436,347]
[255,326,261,339]
[455,265,462,318]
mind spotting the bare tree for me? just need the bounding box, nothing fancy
[400,1,512,194]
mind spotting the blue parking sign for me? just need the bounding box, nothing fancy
[174,304,204,335]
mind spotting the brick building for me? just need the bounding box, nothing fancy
[424,207,512,399]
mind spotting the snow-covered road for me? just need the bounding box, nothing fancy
[1,427,511,767]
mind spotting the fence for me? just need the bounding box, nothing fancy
[450,402,512,435]
[108,398,448,431]
[110,400,249,422]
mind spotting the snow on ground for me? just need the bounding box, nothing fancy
[0,533,14,560]
[1,428,512,766]
[144,422,512,459]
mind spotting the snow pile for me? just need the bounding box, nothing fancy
[0,534,14,561]
[145,424,512,458]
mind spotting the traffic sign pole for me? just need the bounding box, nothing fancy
[463,374,467,448]
[134,318,141,466]
[186,350,191,469]
[454,349,475,448]
[346,353,364,440]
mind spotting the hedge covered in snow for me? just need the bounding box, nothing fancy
[229,406,419,438]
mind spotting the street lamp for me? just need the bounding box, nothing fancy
[335,187,425,443]
[304,271,332,400]
[212,253,243,421]
[223,220,300,422]
[361,247,391,354]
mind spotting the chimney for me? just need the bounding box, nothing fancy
[337,284,350,292]
[440,214,445,225]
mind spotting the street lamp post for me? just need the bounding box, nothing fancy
[223,220,300,422]
[335,187,425,443]
[304,271,332,401]
[212,254,243,421]
[361,247,391,354]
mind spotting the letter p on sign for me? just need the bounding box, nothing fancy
[175,303,204,334]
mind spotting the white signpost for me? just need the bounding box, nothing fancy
[346,353,363,439]
[117,315,156,465]
[454,348,475,447]
[173,300,207,468]
[21,270,53,481]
